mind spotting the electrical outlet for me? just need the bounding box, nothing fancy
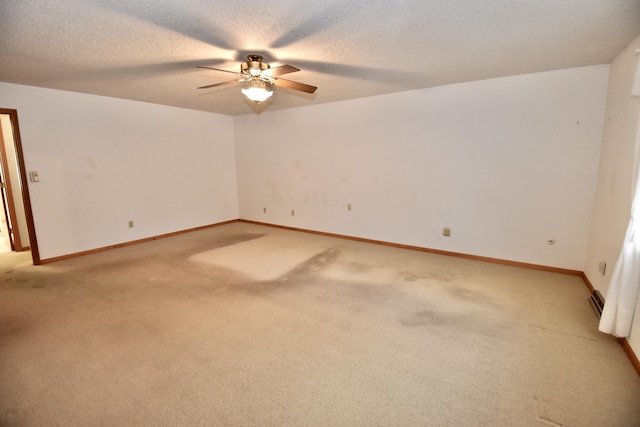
[443,227,451,237]
[348,203,352,211]
[291,210,295,216]
[263,207,267,213]
[128,221,134,228]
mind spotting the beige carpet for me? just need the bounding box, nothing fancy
[1,222,639,426]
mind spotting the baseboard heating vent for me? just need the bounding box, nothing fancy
[589,290,605,319]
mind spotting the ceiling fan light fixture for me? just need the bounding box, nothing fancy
[241,79,273,103]
[198,54,316,109]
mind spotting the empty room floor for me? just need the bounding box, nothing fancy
[1,222,639,426]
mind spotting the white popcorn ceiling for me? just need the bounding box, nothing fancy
[1,0,639,116]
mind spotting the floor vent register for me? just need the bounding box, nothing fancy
[589,290,605,319]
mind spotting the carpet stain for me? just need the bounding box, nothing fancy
[346,262,371,274]
[446,285,500,308]
[226,248,342,296]
[283,248,341,279]
[181,233,268,258]
[398,310,446,327]
[422,272,456,283]
[0,316,31,342]
[58,233,268,275]
[403,273,418,282]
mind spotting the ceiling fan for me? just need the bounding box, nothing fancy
[197,55,317,103]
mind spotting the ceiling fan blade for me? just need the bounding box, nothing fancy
[264,65,300,77]
[281,59,428,82]
[273,78,317,94]
[198,79,244,89]
[197,66,240,75]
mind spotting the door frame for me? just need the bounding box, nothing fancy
[0,119,21,250]
[0,109,40,264]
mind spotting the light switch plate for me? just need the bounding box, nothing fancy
[599,261,607,276]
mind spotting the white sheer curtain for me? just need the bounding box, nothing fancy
[599,50,640,337]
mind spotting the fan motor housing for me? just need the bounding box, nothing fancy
[242,55,270,75]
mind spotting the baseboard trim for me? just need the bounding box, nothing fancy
[38,219,239,264]
[580,272,596,293]
[619,338,640,376]
[37,218,583,274]
[238,219,582,276]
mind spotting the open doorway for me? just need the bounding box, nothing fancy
[0,162,15,254]
[0,109,40,264]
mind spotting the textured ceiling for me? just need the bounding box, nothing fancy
[1,0,639,116]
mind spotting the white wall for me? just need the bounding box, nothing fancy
[585,35,640,352]
[235,65,609,271]
[0,82,238,260]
